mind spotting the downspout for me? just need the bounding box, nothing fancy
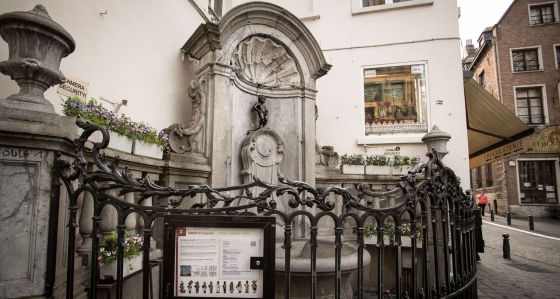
[494,26,504,103]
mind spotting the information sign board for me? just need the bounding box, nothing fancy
[163,215,275,299]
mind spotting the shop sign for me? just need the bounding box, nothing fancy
[164,215,275,298]
[57,73,89,100]
[530,126,560,153]
[469,137,530,168]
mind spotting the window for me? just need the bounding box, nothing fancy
[529,3,556,25]
[485,163,493,187]
[516,87,545,125]
[511,48,540,72]
[363,64,428,135]
[518,160,557,203]
[478,70,485,87]
[363,0,412,6]
[475,166,482,188]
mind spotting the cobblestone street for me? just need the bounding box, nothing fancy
[477,215,560,298]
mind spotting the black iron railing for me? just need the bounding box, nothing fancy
[54,119,478,299]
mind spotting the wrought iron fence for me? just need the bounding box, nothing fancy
[54,119,478,299]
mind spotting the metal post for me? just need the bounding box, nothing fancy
[506,212,512,225]
[529,215,534,231]
[502,234,511,259]
[490,209,494,222]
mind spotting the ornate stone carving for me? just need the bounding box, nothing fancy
[167,80,206,154]
[0,4,75,119]
[241,129,284,184]
[232,36,301,88]
[315,144,340,168]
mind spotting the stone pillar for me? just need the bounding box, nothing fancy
[77,191,93,255]
[0,5,75,298]
[124,192,137,230]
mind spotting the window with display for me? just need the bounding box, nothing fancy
[362,0,412,6]
[518,160,558,204]
[363,64,427,135]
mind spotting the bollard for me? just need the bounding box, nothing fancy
[529,215,534,231]
[502,233,511,259]
[490,209,495,222]
[506,212,512,225]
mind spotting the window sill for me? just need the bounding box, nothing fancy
[529,21,559,27]
[357,134,425,145]
[352,0,434,16]
[512,69,544,74]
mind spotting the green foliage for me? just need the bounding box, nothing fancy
[340,153,366,166]
[391,154,420,167]
[362,221,423,239]
[99,230,143,264]
[62,97,165,148]
[366,154,390,166]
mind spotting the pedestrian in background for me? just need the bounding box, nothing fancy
[477,191,488,216]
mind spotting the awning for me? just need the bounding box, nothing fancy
[464,78,533,157]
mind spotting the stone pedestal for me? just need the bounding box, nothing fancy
[0,116,76,298]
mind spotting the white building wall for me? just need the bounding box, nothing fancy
[221,0,469,186]
[0,0,204,130]
[311,0,469,187]
[0,0,469,186]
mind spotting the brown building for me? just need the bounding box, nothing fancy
[467,0,560,217]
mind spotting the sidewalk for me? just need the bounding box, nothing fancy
[477,246,560,299]
[482,213,560,238]
[477,216,560,298]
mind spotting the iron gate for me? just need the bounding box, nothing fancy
[54,119,478,299]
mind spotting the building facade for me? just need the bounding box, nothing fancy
[468,0,560,217]
[0,1,470,297]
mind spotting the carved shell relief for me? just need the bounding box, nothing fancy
[231,36,301,88]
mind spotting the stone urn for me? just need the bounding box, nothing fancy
[0,5,75,123]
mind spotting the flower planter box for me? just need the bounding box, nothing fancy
[391,165,414,176]
[366,165,391,175]
[341,164,364,175]
[132,140,163,159]
[100,255,142,279]
[108,131,133,153]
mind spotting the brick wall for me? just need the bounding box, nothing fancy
[495,0,560,124]
[473,43,501,99]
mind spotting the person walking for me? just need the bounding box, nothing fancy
[477,191,489,216]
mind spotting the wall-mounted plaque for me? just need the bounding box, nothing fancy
[163,215,275,299]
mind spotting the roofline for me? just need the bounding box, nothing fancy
[468,0,518,71]
[496,0,518,26]
[468,38,492,71]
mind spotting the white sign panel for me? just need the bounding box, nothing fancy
[175,227,264,297]
[57,73,89,100]
[364,70,377,78]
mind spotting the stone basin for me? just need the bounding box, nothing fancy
[275,239,371,299]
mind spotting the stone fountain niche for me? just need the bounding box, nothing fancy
[178,2,330,192]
